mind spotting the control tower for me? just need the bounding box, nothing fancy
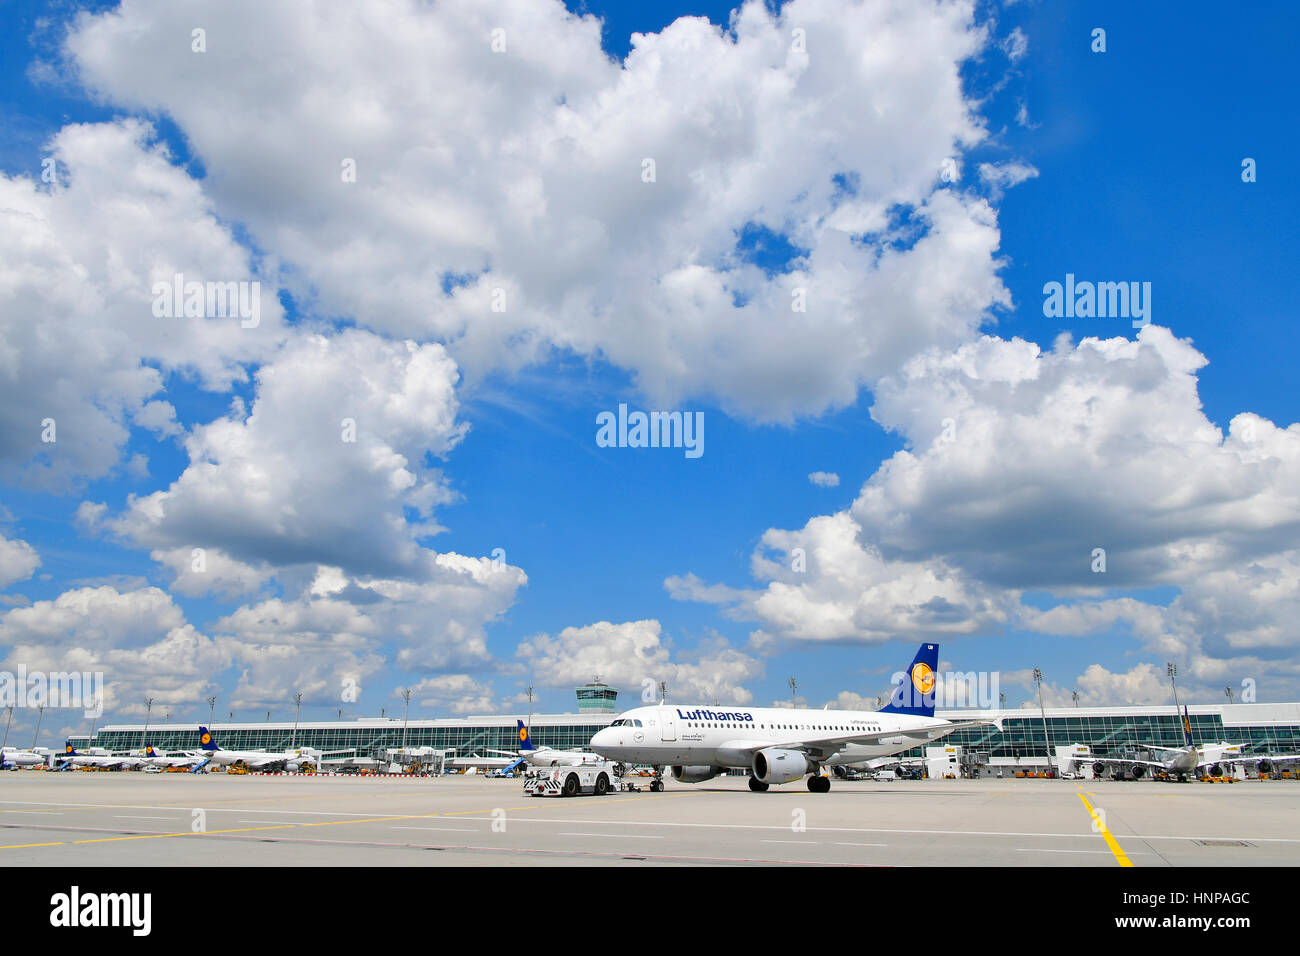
[575,677,619,714]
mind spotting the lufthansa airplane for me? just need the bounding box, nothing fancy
[197,726,320,771]
[1078,706,1300,781]
[489,720,603,767]
[589,643,1001,792]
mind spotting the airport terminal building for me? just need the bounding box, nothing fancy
[77,701,1300,769]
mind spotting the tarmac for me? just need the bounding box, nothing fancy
[2,772,1297,866]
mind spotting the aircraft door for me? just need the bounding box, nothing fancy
[660,708,677,741]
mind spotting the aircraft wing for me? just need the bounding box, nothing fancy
[943,715,1006,733]
[245,755,289,768]
[1209,753,1300,767]
[1070,755,1170,770]
[723,718,997,761]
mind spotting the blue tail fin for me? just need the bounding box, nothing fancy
[144,745,157,758]
[198,727,219,751]
[1181,706,1194,747]
[516,719,536,752]
[878,643,939,717]
[64,741,79,757]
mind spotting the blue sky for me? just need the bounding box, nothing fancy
[1,1,1298,744]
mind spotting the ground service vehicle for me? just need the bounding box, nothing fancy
[524,761,620,797]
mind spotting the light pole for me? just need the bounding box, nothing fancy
[2,705,12,750]
[1225,685,1234,704]
[291,692,303,748]
[1032,669,1051,773]
[400,688,411,754]
[207,696,216,731]
[140,697,154,751]
[788,676,798,709]
[1167,662,1181,746]
[32,704,45,750]
[1072,690,1080,708]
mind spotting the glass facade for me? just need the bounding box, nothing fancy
[76,704,1300,762]
[917,709,1300,761]
[80,717,616,760]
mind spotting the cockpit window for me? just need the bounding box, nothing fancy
[632,719,643,727]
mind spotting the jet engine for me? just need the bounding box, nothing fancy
[1208,763,1223,777]
[1131,764,1145,778]
[1258,759,1273,774]
[670,765,721,784]
[752,748,808,785]
[1092,762,1107,777]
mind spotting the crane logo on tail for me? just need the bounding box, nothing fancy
[912,662,935,695]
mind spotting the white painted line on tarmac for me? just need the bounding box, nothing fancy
[391,826,477,833]
[0,801,397,818]
[558,832,662,839]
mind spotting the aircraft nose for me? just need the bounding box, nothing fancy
[590,728,614,751]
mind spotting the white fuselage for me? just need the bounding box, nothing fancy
[521,748,602,767]
[1155,743,1241,774]
[144,751,202,768]
[59,749,142,770]
[203,748,315,769]
[2,748,48,768]
[590,705,956,768]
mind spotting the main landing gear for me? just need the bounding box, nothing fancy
[807,774,830,793]
[748,776,769,792]
[649,766,665,792]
